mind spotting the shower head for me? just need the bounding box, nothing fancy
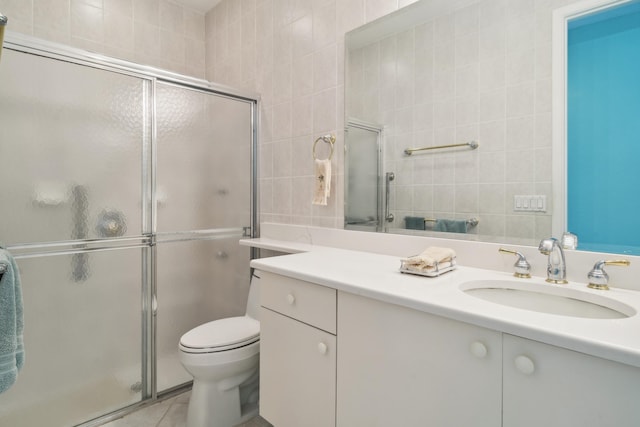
[0,14,7,62]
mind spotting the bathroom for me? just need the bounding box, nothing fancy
[1,0,640,426]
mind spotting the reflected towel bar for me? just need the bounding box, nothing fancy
[404,141,479,156]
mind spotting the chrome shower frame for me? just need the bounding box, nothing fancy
[2,32,260,427]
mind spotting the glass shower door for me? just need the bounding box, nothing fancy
[0,48,149,426]
[0,40,257,425]
[344,120,383,232]
[0,249,145,427]
[0,49,147,246]
[154,83,254,393]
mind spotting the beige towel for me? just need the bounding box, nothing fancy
[312,159,331,205]
[401,247,456,271]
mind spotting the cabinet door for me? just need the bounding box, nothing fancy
[337,291,501,427]
[260,308,336,427]
[503,334,640,427]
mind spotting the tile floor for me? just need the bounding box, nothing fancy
[101,392,272,427]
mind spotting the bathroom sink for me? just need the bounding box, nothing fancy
[460,280,635,319]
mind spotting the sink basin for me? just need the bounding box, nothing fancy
[461,280,635,319]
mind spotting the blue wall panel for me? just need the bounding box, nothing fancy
[568,5,640,253]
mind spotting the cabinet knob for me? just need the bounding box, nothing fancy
[286,293,295,305]
[470,341,487,359]
[514,355,535,375]
[318,342,328,355]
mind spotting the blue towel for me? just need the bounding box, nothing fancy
[434,219,468,233]
[0,248,24,394]
[405,216,426,230]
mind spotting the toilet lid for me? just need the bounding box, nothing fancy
[180,316,260,351]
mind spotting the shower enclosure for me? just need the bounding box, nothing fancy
[0,34,257,426]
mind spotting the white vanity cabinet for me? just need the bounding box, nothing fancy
[336,291,502,427]
[257,269,640,427]
[503,334,640,427]
[259,271,337,427]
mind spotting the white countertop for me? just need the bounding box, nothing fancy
[250,247,640,368]
[240,237,313,253]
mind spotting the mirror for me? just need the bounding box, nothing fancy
[344,0,640,254]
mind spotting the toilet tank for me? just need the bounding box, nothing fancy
[245,273,261,321]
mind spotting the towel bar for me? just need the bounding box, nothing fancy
[404,141,478,156]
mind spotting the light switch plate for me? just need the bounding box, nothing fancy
[514,195,546,212]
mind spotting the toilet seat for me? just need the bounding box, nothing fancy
[180,316,260,354]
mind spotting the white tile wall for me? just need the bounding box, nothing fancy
[205,0,423,228]
[2,0,586,237]
[0,0,206,78]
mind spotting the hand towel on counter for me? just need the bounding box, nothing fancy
[401,246,456,272]
[312,159,332,206]
[0,247,24,394]
[434,219,468,233]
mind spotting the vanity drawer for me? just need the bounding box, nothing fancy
[259,271,337,334]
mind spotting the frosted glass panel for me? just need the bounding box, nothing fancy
[156,238,251,392]
[0,49,145,246]
[156,83,252,232]
[0,248,143,427]
[345,125,381,230]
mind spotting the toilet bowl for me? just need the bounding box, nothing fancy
[179,273,261,427]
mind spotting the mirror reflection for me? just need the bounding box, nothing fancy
[344,0,640,254]
[345,119,384,231]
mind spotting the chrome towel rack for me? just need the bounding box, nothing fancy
[385,172,395,223]
[404,140,478,156]
[313,134,336,160]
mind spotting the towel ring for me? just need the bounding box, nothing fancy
[313,134,336,161]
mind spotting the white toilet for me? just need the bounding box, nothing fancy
[179,273,261,427]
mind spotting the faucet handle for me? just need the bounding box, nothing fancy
[561,232,578,250]
[499,248,531,278]
[587,259,630,290]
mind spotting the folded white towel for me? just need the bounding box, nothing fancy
[312,159,331,206]
[401,247,456,271]
[403,260,453,273]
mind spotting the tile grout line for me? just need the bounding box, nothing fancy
[154,397,177,427]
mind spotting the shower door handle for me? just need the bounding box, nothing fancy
[385,172,395,223]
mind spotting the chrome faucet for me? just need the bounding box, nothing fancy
[538,237,568,284]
